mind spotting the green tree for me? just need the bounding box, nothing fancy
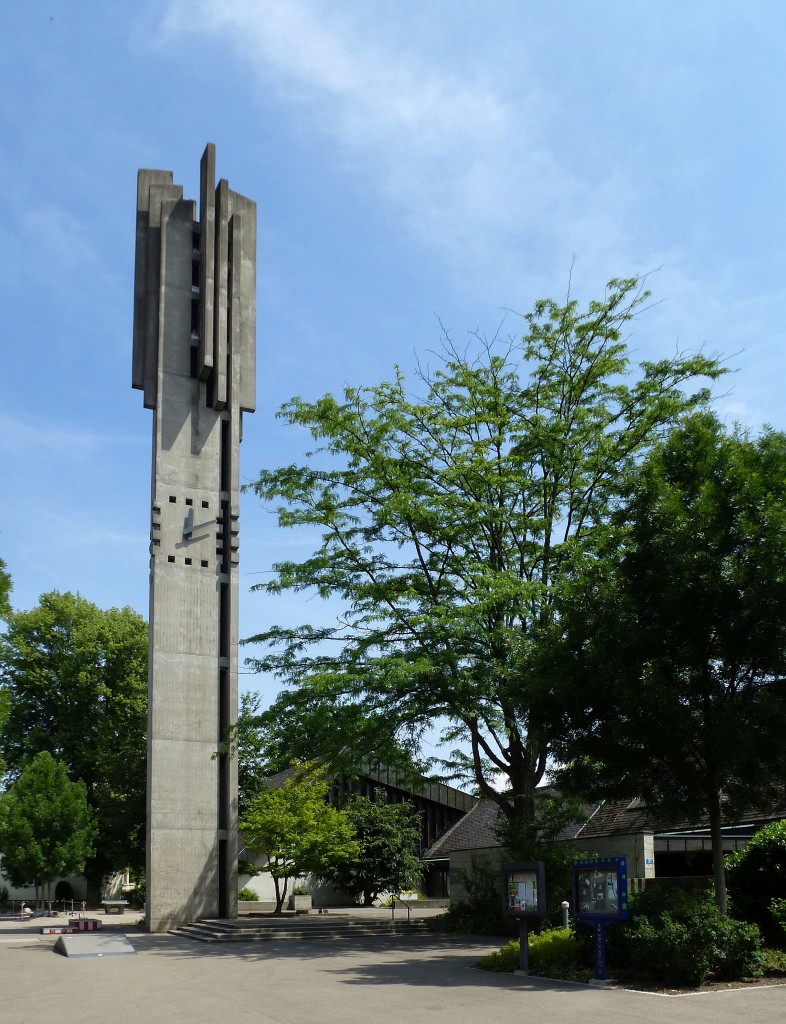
[239,764,358,913]
[323,790,422,905]
[0,592,147,898]
[245,277,723,831]
[726,820,786,942]
[498,790,588,924]
[0,558,11,622]
[0,561,12,778]
[0,751,95,905]
[234,692,280,816]
[543,413,786,913]
[232,690,434,814]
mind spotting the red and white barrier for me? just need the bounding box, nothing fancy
[41,919,102,935]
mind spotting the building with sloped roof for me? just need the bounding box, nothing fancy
[421,794,786,902]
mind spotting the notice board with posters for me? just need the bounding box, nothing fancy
[502,862,546,919]
[571,856,629,920]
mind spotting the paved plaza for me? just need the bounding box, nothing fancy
[2,912,786,1024]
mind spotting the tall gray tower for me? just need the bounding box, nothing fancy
[132,144,256,932]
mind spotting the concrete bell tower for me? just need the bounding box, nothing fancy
[132,144,256,932]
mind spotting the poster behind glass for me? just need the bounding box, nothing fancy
[575,867,620,915]
[507,870,539,914]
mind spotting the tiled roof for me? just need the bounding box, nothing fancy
[421,793,591,859]
[575,799,668,838]
[422,794,786,857]
[422,800,502,858]
[570,798,786,840]
[264,767,297,788]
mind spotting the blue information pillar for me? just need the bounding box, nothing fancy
[571,856,629,982]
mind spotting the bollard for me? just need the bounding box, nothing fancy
[561,900,570,929]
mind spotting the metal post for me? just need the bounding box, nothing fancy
[561,900,570,929]
[518,918,529,974]
[593,919,607,981]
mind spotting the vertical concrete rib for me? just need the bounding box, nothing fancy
[213,179,230,410]
[198,145,215,381]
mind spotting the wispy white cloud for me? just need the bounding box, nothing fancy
[160,1,508,144]
[158,0,636,297]
[157,0,786,436]
[0,413,105,459]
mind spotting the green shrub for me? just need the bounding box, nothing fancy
[653,916,711,988]
[238,887,258,901]
[128,868,146,909]
[529,928,591,979]
[711,917,764,981]
[622,882,715,922]
[606,887,763,987]
[762,946,786,974]
[441,901,516,936]
[477,939,521,972]
[477,928,592,981]
[440,857,515,936]
[769,897,786,945]
[726,820,786,942]
[482,889,764,988]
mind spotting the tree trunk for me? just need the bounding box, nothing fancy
[85,877,102,908]
[273,876,287,914]
[707,786,727,915]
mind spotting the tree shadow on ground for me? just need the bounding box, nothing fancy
[127,932,590,992]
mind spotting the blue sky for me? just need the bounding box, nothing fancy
[3,2,786,712]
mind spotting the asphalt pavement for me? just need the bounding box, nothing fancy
[1,911,785,1024]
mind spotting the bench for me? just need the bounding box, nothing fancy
[102,900,129,914]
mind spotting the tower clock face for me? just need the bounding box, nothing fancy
[151,493,220,571]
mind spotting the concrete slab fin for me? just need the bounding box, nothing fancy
[53,934,136,958]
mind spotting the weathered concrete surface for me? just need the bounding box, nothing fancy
[132,144,256,932]
[1,919,785,1024]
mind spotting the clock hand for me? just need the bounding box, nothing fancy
[183,514,217,537]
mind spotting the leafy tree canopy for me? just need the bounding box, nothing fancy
[239,763,358,913]
[0,558,11,622]
[726,820,786,941]
[541,412,786,912]
[322,789,422,905]
[0,750,95,896]
[244,277,724,827]
[234,692,280,816]
[233,689,433,815]
[0,591,148,882]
